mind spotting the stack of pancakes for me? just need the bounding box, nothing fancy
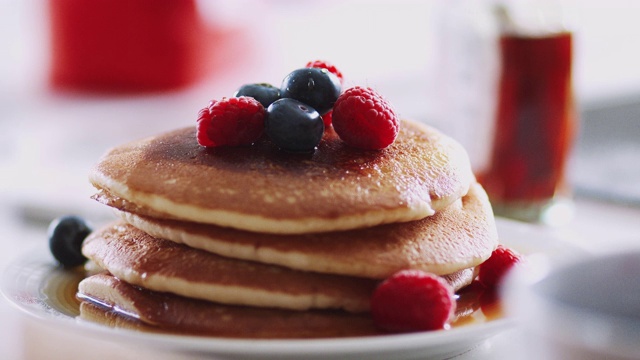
[77,119,499,338]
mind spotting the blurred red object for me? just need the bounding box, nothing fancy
[478,32,576,204]
[48,0,230,93]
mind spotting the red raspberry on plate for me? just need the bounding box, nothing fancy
[478,245,523,290]
[371,270,456,333]
[196,97,265,147]
[306,60,344,85]
[332,86,399,150]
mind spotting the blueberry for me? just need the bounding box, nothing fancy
[48,215,92,268]
[280,68,341,115]
[265,98,324,152]
[234,83,280,108]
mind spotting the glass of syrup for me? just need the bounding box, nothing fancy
[477,4,578,224]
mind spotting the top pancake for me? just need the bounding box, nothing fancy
[89,119,474,234]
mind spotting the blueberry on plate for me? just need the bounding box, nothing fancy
[280,68,341,115]
[234,83,280,108]
[48,215,92,268]
[265,98,324,152]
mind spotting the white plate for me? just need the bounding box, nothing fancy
[1,218,586,360]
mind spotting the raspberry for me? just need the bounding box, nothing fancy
[321,111,333,127]
[478,245,523,290]
[332,86,399,150]
[371,270,456,333]
[306,60,344,85]
[196,100,217,147]
[196,97,265,147]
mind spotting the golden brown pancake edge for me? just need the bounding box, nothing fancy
[81,221,478,312]
[89,119,475,234]
[115,182,497,279]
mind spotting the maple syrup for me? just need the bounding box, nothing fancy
[478,32,576,222]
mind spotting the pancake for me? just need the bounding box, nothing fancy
[78,273,484,338]
[117,182,497,279]
[78,273,379,339]
[82,222,374,312]
[89,119,474,234]
[81,222,476,312]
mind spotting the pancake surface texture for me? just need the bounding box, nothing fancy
[81,222,477,312]
[89,119,474,234]
[82,222,376,312]
[77,272,482,338]
[78,273,378,339]
[119,182,498,279]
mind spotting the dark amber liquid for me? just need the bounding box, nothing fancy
[478,32,576,202]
